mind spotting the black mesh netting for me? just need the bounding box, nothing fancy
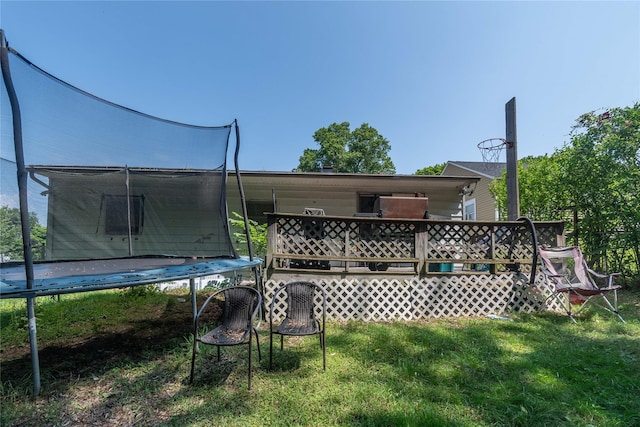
[1,48,238,261]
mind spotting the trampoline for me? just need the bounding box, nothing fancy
[1,30,262,396]
[0,256,261,299]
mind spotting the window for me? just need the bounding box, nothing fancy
[464,199,476,221]
[104,194,144,235]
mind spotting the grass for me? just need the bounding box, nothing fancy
[1,287,639,426]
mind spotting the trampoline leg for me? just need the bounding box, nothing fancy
[190,277,197,323]
[27,297,41,397]
[190,277,198,354]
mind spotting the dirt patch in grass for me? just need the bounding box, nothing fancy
[2,291,227,426]
[0,292,221,388]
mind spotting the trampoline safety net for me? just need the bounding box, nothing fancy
[1,42,240,263]
[1,33,263,399]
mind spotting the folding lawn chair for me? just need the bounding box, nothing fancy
[538,246,625,323]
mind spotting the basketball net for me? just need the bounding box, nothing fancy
[477,138,508,164]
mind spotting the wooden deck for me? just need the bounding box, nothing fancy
[266,213,564,277]
[263,214,565,321]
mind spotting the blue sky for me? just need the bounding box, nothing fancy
[1,1,638,174]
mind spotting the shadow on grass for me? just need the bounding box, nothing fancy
[2,289,639,426]
[0,291,203,395]
[265,349,302,372]
[329,312,640,426]
[189,352,244,388]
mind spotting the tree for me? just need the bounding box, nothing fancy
[296,122,396,174]
[415,162,446,176]
[0,206,47,261]
[489,154,569,222]
[489,104,640,283]
[561,104,640,276]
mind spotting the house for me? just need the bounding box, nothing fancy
[22,165,565,324]
[28,166,480,260]
[441,161,506,221]
[226,170,481,223]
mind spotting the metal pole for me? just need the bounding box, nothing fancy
[190,277,197,322]
[1,29,41,396]
[125,166,133,256]
[505,97,520,221]
[190,277,199,353]
[234,120,254,261]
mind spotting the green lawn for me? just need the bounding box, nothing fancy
[1,287,639,426]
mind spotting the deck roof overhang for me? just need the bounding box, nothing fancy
[29,166,481,197]
[27,167,482,217]
[230,170,481,197]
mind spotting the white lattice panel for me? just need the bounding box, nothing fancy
[265,273,562,322]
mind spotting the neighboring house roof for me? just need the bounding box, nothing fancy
[444,161,506,179]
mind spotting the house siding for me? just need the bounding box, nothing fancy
[442,163,499,221]
[227,190,462,220]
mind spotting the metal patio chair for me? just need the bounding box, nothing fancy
[190,285,262,389]
[538,246,625,323]
[269,281,326,370]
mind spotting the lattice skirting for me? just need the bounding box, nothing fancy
[265,274,562,322]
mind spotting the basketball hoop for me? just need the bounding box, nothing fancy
[477,138,509,163]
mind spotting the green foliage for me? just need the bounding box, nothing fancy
[490,104,640,282]
[0,206,47,261]
[415,162,446,176]
[563,104,640,276]
[228,211,267,259]
[296,122,396,174]
[123,284,159,298]
[490,154,570,222]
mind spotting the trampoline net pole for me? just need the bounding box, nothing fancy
[2,29,41,397]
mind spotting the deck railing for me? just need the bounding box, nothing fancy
[266,213,564,275]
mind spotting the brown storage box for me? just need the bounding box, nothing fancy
[374,196,429,219]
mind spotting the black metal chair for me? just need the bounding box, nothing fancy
[269,281,326,370]
[190,285,262,389]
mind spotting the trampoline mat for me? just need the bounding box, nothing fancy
[0,256,262,298]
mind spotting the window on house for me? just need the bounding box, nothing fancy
[464,199,476,221]
[104,194,144,235]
